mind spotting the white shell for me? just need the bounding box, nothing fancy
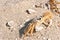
[28,9,36,13]
[35,26,44,31]
[43,37,46,40]
[8,21,15,27]
[48,38,51,40]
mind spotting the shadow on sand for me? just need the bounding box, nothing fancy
[19,19,33,38]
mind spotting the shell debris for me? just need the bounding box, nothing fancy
[26,9,36,14]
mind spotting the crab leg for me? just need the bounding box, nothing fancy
[24,23,33,37]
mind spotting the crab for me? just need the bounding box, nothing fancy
[24,11,53,37]
[49,0,60,14]
[34,0,60,14]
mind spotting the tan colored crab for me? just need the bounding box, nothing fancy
[24,11,53,37]
[49,0,60,14]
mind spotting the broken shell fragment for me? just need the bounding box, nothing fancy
[34,3,43,8]
[43,37,46,40]
[6,21,15,27]
[47,38,51,40]
[26,9,36,14]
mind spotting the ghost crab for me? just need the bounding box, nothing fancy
[48,0,60,14]
[24,11,53,37]
[35,0,60,14]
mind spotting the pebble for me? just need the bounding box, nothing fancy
[47,38,51,40]
[37,36,40,39]
[26,9,36,14]
[43,37,46,40]
[6,20,15,27]
[20,25,23,27]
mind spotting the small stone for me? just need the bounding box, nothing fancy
[45,3,50,10]
[6,21,15,27]
[47,38,51,40]
[43,37,46,40]
[26,9,36,14]
[43,4,48,9]
[37,36,40,39]
[34,3,43,8]
[20,25,23,27]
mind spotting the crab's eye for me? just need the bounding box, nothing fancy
[36,16,42,20]
[37,18,41,20]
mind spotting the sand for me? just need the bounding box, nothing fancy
[0,0,60,40]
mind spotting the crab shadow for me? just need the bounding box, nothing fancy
[19,19,33,38]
